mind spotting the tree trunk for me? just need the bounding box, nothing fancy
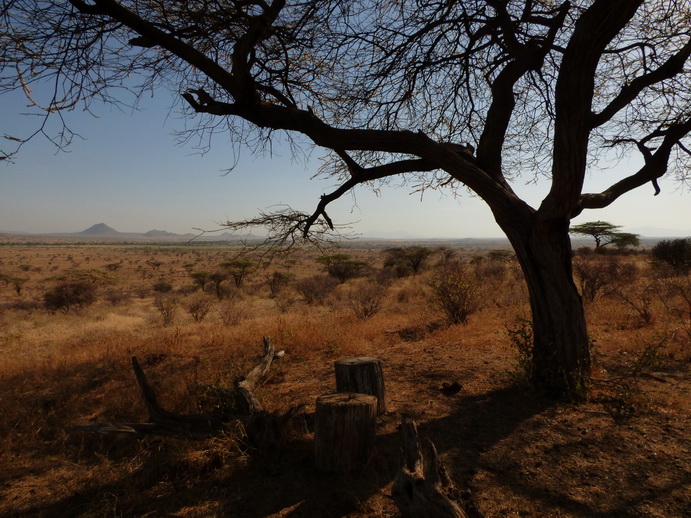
[504,216,591,399]
[334,357,387,414]
[314,392,377,473]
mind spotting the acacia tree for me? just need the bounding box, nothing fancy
[570,221,640,249]
[2,1,691,398]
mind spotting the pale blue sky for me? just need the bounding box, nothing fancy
[1,88,689,239]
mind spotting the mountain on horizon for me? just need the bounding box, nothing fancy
[80,223,119,235]
[143,229,178,237]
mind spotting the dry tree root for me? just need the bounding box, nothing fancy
[392,416,468,518]
[73,337,292,447]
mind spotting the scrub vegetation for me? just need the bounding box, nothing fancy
[0,238,688,517]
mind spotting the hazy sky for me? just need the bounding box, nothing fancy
[1,87,690,239]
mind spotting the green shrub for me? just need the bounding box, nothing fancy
[266,271,295,297]
[152,281,173,293]
[382,246,433,277]
[316,254,368,283]
[44,281,97,313]
[505,316,534,384]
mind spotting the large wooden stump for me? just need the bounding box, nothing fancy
[314,392,377,473]
[334,357,387,414]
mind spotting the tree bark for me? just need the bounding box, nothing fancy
[314,392,377,473]
[504,216,591,399]
[334,357,387,414]
[392,417,467,518]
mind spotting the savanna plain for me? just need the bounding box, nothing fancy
[0,237,689,517]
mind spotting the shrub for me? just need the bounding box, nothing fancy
[152,281,173,293]
[296,275,338,305]
[427,263,482,324]
[345,281,387,320]
[44,281,97,313]
[266,271,295,297]
[103,289,127,306]
[573,257,637,303]
[153,295,178,326]
[382,246,433,277]
[505,316,534,384]
[316,254,368,283]
[651,238,691,275]
[216,297,249,326]
[9,277,27,296]
[658,275,691,343]
[219,259,257,287]
[186,294,214,323]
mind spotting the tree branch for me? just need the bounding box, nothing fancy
[73,0,243,98]
[302,154,438,237]
[592,37,691,128]
[542,0,643,218]
[576,118,691,213]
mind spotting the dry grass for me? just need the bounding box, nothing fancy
[0,241,689,517]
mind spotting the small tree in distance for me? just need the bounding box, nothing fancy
[570,221,640,250]
[316,254,367,283]
[383,246,434,278]
[220,260,256,288]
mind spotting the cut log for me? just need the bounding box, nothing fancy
[314,392,377,473]
[334,357,387,414]
[392,417,467,518]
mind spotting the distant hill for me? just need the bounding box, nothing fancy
[80,223,120,235]
[143,229,178,237]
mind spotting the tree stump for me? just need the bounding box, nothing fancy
[314,392,377,473]
[334,357,387,414]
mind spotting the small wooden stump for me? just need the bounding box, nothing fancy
[314,392,377,473]
[334,357,387,414]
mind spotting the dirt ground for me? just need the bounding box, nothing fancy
[0,241,689,517]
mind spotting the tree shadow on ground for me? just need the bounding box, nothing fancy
[8,382,689,517]
[218,385,553,518]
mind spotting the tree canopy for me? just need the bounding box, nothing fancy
[570,221,640,249]
[2,0,690,398]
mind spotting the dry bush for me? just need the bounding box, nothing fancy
[273,290,299,313]
[613,282,657,327]
[427,262,483,324]
[573,257,638,303]
[153,294,178,326]
[295,275,338,305]
[658,275,691,344]
[345,279,388,320]
[186,294,214,323]
[216,296,250,326]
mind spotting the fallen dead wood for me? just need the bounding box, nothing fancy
[392,416,467,518]
[73,337,285,439]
